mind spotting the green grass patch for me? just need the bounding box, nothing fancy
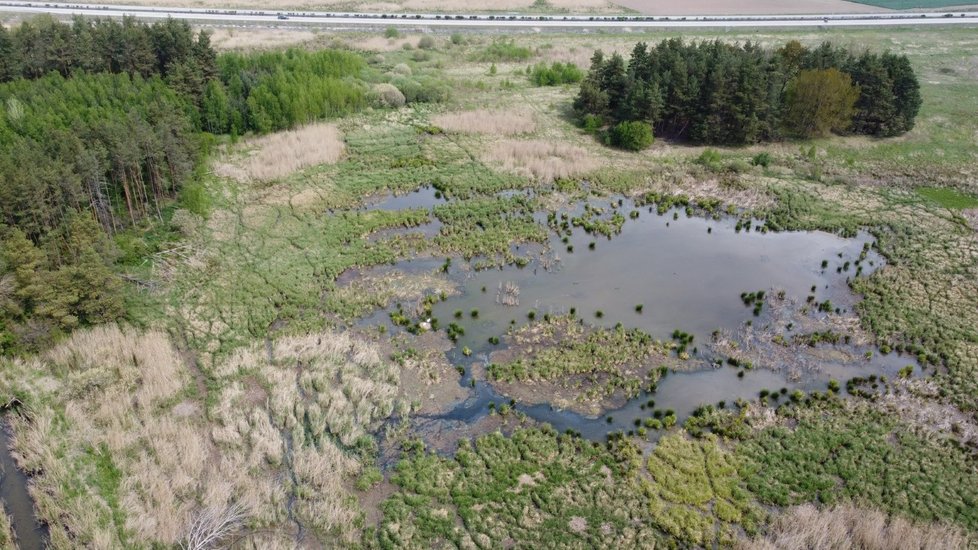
[915,187,978,210]
[738,403,978,530]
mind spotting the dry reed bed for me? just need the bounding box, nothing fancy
[740,503,970,550]
[432,109,537,136]
[214,123,345,183]
[1,324,399,548]
[208,28,318,51]
[485,139,599,182]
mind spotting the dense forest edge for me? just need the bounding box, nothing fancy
[0,16,452,353]
[574,38,921,148]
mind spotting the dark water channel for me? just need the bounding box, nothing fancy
[364,191,912,441]
[0,420,46,550]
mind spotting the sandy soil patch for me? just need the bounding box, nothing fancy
[432,109,537,136]
[214,123,345,183]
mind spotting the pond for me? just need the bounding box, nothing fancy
[360,193,912,442]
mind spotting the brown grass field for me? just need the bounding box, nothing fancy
[213,123,345,183]
[740,503,969,550]
[72,0,623,13]
[432,109,537,136]
[485,139,600,182]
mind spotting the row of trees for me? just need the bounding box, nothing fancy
[204,49,368,135]
[0,72,198,241]
[0,15,215,85]
[574,39,921,145]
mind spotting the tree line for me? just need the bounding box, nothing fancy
[574,39,921,146]
[0,17,376,353]
[205,49,367,135]
[0,15,215,85]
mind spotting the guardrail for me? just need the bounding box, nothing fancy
[2,1,976,26]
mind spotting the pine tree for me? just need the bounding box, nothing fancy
[0,25,20,81]
[882,53,921,135]
[849,53,898,136]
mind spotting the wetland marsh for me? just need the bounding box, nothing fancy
[353,191,914,442]
[1,18,976,550]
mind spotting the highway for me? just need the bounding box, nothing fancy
[0,0,976,28]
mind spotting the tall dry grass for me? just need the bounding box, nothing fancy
[208,28,318,51]
[432,109,537,136]
[214,123,345,183]
[740,503,970,550]
[3,324,399,549]
[485,139,599,182]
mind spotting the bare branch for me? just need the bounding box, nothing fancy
[180,502,248,550]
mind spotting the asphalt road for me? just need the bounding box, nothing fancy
[0,0,976,28]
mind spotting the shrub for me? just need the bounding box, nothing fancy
[418,36,436,50]
[384,27,400,39]
[582,114,603,135]
[478,39,532,62]
[529,62,583,86]
[393,76,451,104]
[450,32,464,45]
[373,83,406,108]
[696,149,723,171]
[608,121,654,151]
[751,152,772,168]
